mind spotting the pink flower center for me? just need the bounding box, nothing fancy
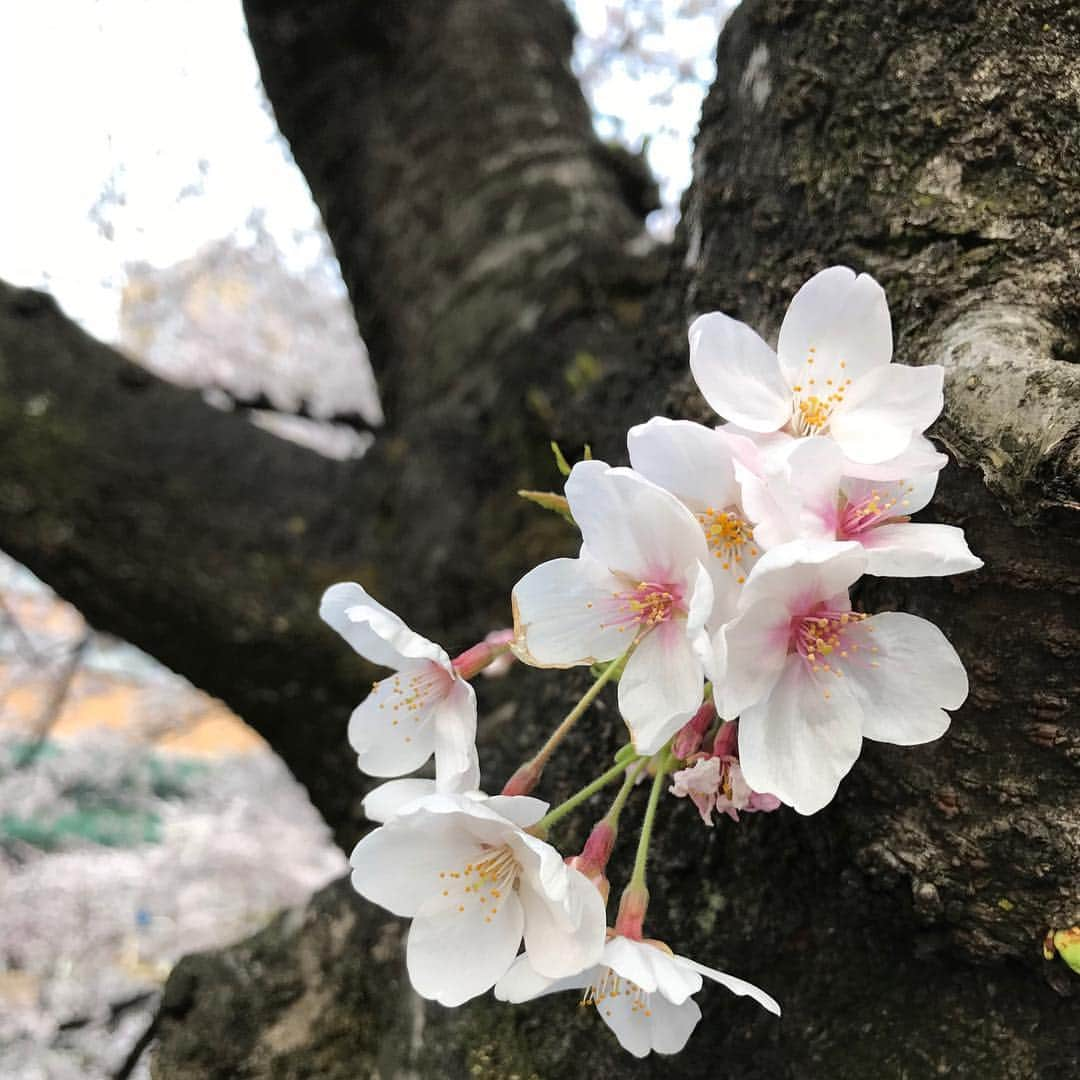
[837,486,913,539]
[599,580,684,635]
[375,662,453,739]
[790,607,872,689]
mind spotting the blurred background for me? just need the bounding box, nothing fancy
[0,2,736,1076]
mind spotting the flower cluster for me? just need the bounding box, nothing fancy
[319,268,979,1057]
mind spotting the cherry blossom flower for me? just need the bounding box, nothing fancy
[738,437,982,578]
[512,460,714,754]
[349,792,606,1006]
[689,266,944,467]
[320,583,479,791]
[495,934,779,1057]
[669,755,781,825]
[718,540,969,814]
[627,417,763,622]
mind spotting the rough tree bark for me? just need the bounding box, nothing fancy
[1,0,1077,1076]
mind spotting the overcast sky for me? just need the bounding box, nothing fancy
[0,0,732,344]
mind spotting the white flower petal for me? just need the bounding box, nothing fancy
[482,795,549,827]
[565,462,708,582]
[689,312,791,432]
[347,667,441,776]
[777,266,892,385]
[642,995,703,1056]
[739,437,844,549]
[685,560,716,641]
[842,432,947,482]
[678,956,782,1015]
[715,598,789,719]
[740,540,866,613]
[620,625,703,754]
[830,364,944,464]
[519,866,606,979]
[320,582,450,671]
[362,778,437,823]
[603,936,661,993]
[513,829,573,903]
[348,819,484,917]
[861,523,983,578]
[511,553,626,668]
[738,654,864,815]
[432,679,480,792]
[627,417,739,509]
[642,948,703,1006]
[596,988,656,1058]
[406,888,525,1006]
[849,612,968,743]
[494,953,593,1003]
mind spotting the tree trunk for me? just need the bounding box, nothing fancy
[3,0,1078,1075]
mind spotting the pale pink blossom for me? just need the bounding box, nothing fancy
[495,934,779,1057]
[718,540,968,814]
[689,266,944,468]
[627,417,763,622]
[320,583,479,791]
[737,437,981,578]
[669,756,781,825]
[350,792,606,1006]
[512,460,714,754]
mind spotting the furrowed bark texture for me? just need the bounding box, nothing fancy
[4,0,1077,1075]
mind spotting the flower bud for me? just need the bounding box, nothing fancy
[614,882,650,940]
[711,719,738,759]
[501,759,544,797]
[673,700,717,760]
[452,628,514,680]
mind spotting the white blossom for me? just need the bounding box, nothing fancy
[717,540,968,814]
[320,583,479,791]
[627,417,763,623]
[349,792,606,1006]
[737,436,982,578]
[495,934,779,1057]
[512,460,714,754]
[689,266,943,468]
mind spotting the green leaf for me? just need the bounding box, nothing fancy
[550,441,572,477]
[517,489,575,524]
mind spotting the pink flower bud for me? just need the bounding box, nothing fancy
[711,719,738,759]
[481,629,516,678]
[673,699,717,760]
[501,759,543,797]
[577,820,617,875]
[614,882,650,940]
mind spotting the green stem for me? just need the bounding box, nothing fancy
[535,755,641,831]
[629,752,672,890]
[528,641,637,773]
[604,755,651,828]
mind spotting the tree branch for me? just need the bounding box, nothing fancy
[0,283,387,840]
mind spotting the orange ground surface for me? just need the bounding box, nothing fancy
[0,588,264,756]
